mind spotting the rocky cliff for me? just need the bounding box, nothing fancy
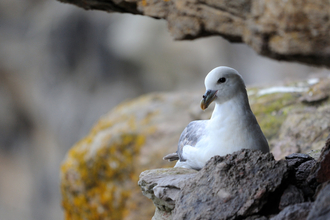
[60,76,330,219]
[139,141,330,220]
[58,0,330,68]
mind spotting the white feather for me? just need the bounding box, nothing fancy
[174,66,269,170]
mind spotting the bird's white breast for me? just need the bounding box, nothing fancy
[179,96,268,169]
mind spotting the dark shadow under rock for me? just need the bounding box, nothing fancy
[270,202,312,220]
[279,185,305,210]
[173,150,289,220]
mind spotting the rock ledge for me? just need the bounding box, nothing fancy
[139,140,330,220]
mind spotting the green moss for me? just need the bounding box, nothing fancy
[249,91,301,140]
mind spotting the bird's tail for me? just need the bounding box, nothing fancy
[163,153,179,161]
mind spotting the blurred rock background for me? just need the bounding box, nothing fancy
[0,0,329,219]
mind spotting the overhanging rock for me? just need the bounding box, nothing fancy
[58,0,330,68]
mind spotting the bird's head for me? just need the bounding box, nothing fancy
[201,66,246,110]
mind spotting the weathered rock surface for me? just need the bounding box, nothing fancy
[61,77,330,219]
[311,137,330,183]
[138,150,289,220]
[173,150,288,220]
[138,168,198,220]
[270,202,313,220]
[138,137,330,220]
[270,104,330,159]
[285,153,314,169]
[307,182,330,220]
[58,0,330,68]
[285,153,317,200]
[278,185,304,210]
[295,160,317,197]
[244,215,268,220]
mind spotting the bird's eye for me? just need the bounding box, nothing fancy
[217,77,226,84]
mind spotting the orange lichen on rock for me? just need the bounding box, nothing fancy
[61,121,146,220]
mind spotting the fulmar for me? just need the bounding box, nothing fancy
[163,66,269,170]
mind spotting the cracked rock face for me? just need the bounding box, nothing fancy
[138,150,289,220]
[138,139,330,220]
[172,150,288,220]
[307,181,330,220]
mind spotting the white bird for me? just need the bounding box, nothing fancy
[163,66,269,170]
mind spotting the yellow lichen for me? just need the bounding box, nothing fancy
[61,115,147,220]
[141,0,147,7]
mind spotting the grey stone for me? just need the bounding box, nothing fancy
[295,160,317,198]
[173,150,288,220]
[307,182,330,220]
[279,185,304,210]
[138,168,198,219]
[296,160,316,184]
[285,153,314,169]
[270,202,312,220]
[312,137,330,183]
[307,137,330,194]
[284,153,317,199]
[244,215,268,220]
[271,105,330,160]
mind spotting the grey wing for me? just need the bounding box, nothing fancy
[177,120,207,162]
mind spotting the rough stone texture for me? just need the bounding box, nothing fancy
[61,77,330,219]
[173,150,288,220]
[270,104,330,159]
[270,202,313,220]
[284,153,318,200]
[58,0,330,67]
[295,160,317,197]
[249,77,330,160]
[244,215,268,220]
[296,160,316,185]
[138,148,330,220]
[314,137,330,183]
[285,153,314,169]
[249,77,330,161]
[307,182,330,220]
[306,136,330,192]
[279,185,305,210]
[138,168,197,220]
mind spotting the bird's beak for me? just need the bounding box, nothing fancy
[200,90,217,110]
